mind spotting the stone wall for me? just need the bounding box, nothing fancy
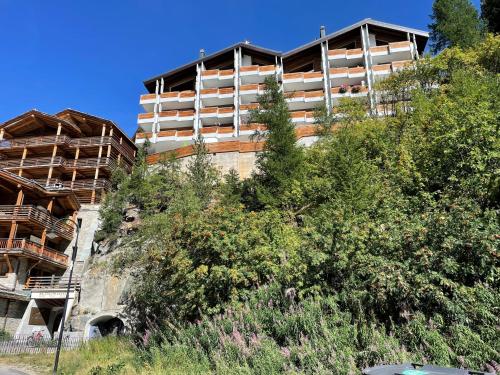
[178,150,258,179]
[0,299,28,335]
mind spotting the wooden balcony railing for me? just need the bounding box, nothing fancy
[38,178,112,191]
[70,136,136,163]
[0,156,123,173]
[0,238,68,267]
[0,135,71,150]
[0,135,134,164]
[0,156,64,169]
[24,275,80,290]
[0,205,74,240]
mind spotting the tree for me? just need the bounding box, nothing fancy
[481,0,500,33]
[186,133,219,208]
[248,77,305,209]
[429,0,484,53]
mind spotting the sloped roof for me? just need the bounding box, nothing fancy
[144,18,428,86]
[55,108,136,149]
[284,18,428,57]
[0,109,82,138]
[144,42,282,87]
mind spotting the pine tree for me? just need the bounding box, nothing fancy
[429,0,484,53]
[186,133,219,207]
[481,0,500,33]
[248,77,304,209]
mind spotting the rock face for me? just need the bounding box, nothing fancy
[68,206,140,338]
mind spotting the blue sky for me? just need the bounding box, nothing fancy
[0,0,481,137]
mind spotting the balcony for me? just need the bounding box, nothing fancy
[137,112,155,131]
[0,205,74,241]
[0,135,134,165]
[286,90,324,110]
[239,123,267,137]
[328,48,364,67]
[24,276,81,291]
[331,85,369,105]
[139,93,156,112]
[239,103,260,121]
[1,156,121,174]
[0,156,65,171]
[160,91,196,110]
[392,60,413,72]
[290,111,315,125]
[240,84,266,104]
[0,239,68,268]
[329,66,366,86]
[72,157,119,172]
[139,91,196,112]
[199,107,234,126]
[158,129,194,142]
[200,87,234,107]
[201,69,234,88]
[372,63,392,80]
[138,110,195,132]
[39,178,112,191]
[0,135,71,151]
[158,110,195,130]
[240,65,277,84]
[283,71,323,92]
[369,41,414,65]
[200,126,235,140]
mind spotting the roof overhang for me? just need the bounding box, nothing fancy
[55,109,137,150]
[284,18,428,57]
[0,170,81,211]
[143,42,282,91]
[143,18,429,91]
[0,110,82,138]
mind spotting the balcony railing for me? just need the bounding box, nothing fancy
[0,238,69,267]
[38,178,112,191]
[0,156,64,169]
[0,135,134,164]
[0,135,71,150]
[24,276,80,291]
[0,156,121,173]
[0,205,74,240]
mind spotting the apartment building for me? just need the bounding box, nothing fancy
[0,109,136,337]
[136,19,428,176]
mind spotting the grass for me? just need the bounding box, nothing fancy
[0,336,210,375]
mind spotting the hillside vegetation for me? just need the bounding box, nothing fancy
[85,36,500,374]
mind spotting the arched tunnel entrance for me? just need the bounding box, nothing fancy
[85,314,125,339]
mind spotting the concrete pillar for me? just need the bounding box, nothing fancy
[411,34,419,60]
[194,63,202,138]
[361,25,375,113]
[233,47,241,137]
[321,41,331,113]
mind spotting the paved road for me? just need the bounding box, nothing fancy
[0,367,29,375]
